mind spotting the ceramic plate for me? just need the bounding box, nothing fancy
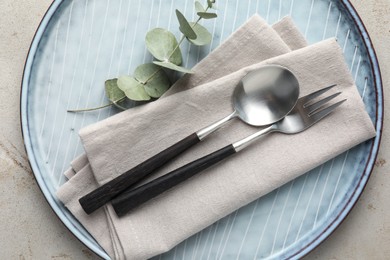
[21,0,383,259]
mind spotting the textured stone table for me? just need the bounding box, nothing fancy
[0,1,388,259]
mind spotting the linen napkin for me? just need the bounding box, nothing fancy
[57,16,376,260]
[58,15,305,259]
[60,15,299,259]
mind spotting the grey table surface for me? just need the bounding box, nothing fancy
[0,0,389,259]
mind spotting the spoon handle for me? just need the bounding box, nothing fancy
[79,133,200,215]
[79,112,237,215]
[112,144,236,217]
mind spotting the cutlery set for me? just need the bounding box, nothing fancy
[79,65,344,217]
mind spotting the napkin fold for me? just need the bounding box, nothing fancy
[57,15,376,260]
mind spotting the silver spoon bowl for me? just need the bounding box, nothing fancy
[233,65,300,126]
[197,65,299,138]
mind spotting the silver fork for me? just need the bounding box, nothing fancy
[112,85,346,216]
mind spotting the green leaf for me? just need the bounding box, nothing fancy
[153,61,193,74]
[195,1,205,12]
[207,0,215,8]
[105,79,126,102]
[175,9,197,40]
[134,63,170,98]
[145,28,182,65]
[197,12,217,19]
[188,22,212,46]
[117,75,151,101]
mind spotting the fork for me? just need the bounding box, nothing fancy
[112,85,346,216]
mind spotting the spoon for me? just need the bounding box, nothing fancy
[79,65,300,214]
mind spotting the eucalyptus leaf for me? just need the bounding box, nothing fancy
[197,12,217,19]
[117,75,151,101]
[134,63,170,98]
[195,1,205,12]
[175,9,197,40]
[105,79,125,102]
[188,22,212,46]
[145,28,182,65]
[207,0,215,8]
[153,61,193,74]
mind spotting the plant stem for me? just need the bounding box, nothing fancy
[67,97,126,112]
[112,101,128,111]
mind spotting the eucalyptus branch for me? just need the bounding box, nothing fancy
[115,2,217,102]
[68,0,217,113]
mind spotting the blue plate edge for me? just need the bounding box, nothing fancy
[19,0,110,259]
[288,0,384,259]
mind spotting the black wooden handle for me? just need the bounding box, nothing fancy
[79,133,200,214]
[112,144,236,217]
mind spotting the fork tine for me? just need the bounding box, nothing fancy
[300,84,337,105]
[306,92,342,115]
[309,99,347,122]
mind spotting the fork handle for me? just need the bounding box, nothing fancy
[79,133,200,215]
[112,144,236,216]
[112,125,275,216]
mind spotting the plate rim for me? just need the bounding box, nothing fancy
[19,1,110,259]
[287,0,384,258]
[19,0,384,259]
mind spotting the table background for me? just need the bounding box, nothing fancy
[0,0,389,259]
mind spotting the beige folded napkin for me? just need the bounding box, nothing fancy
[59,15,303,259]
[57,15,375,260]
[60,15,299,259]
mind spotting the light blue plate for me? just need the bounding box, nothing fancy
[21,0,383,259]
